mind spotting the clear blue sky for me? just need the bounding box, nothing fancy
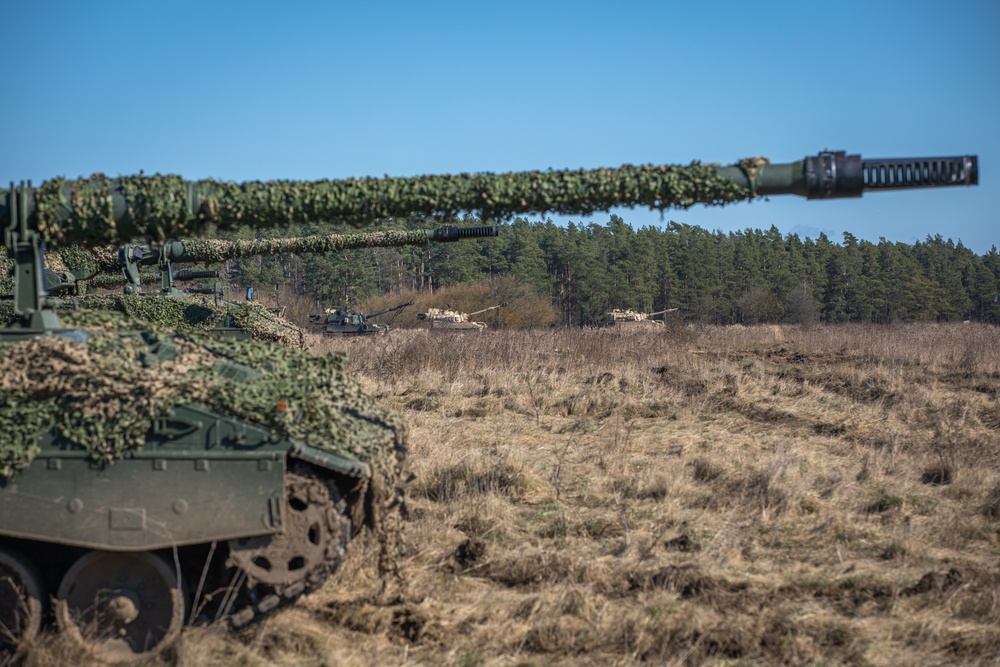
[2,0,997,252]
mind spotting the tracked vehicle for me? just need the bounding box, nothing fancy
[310,300,414,336]
[0,194,408,662]
[605,307,679,327]
[416,302,508,331]
[0,150,978,662]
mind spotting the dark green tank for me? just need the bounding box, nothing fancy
[310,300,415,336]
[0,150,978,662]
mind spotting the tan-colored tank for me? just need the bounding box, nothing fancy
[605,307,679,327]
[416,302,507,331]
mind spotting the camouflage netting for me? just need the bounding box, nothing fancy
[179,229,451,263]
[0,329,406,567]
[0,295,305,348]
[53,229,456,275]
[65,294,306,349]
[31,164,755,245]
[54,245,118,276]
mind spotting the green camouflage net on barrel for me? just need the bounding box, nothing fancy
[0,330,406,563]
[54,245,118,276]
[54,229,458,276]
[180,228,453,263]
[83,271,160,289]
[32,163,754,245]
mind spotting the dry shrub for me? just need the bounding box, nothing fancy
[612,470,672,502]
[409,453,528,503]
[482,547,602,588]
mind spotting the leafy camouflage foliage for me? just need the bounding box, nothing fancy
[0,329,405,535]
[0,294,305,347]
[83,271,159,289]
[54,230,455,276]
[70,294,306,348]
[54,245,118,276]
[32,163,753,245]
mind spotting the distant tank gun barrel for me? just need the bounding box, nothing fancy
[2,152,977,247]
[364,300,414,319]
[468,302,508,317]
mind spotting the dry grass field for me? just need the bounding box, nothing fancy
[24,323,1000,666]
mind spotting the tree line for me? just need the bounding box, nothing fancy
[221,216,1000,326]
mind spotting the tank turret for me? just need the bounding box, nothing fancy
[1,151,978,248]
[0,150,979,661]
[365,300,416,320]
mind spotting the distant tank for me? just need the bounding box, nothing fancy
[605,307,679,327]
[0,150,978,662]
[416,302,508,331]
[310,300,414,336]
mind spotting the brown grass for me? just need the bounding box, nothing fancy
[23,323,1000,666]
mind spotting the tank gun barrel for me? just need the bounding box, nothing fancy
[364,300,415,319]
[649,307,680,317]
[468,302,508,317]
[3,152,977,247]
[76,225,500,274]
[149,225,501,265]
[716,153,978,198]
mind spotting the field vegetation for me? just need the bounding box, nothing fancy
[23,323,1000,666]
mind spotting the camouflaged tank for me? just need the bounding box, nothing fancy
[416,302,508,331]
[310,299,415,336]
[6,240,308,348]
[0,151,978,662]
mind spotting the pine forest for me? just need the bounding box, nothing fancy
[220,216,1000,327]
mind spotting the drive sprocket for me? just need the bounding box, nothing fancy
[226,470,349,602]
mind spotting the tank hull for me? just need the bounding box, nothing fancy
[429,321,487,331]
[0,329,398,662]
[311,322,391,336]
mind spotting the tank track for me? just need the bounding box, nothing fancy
[211,468,352,630]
